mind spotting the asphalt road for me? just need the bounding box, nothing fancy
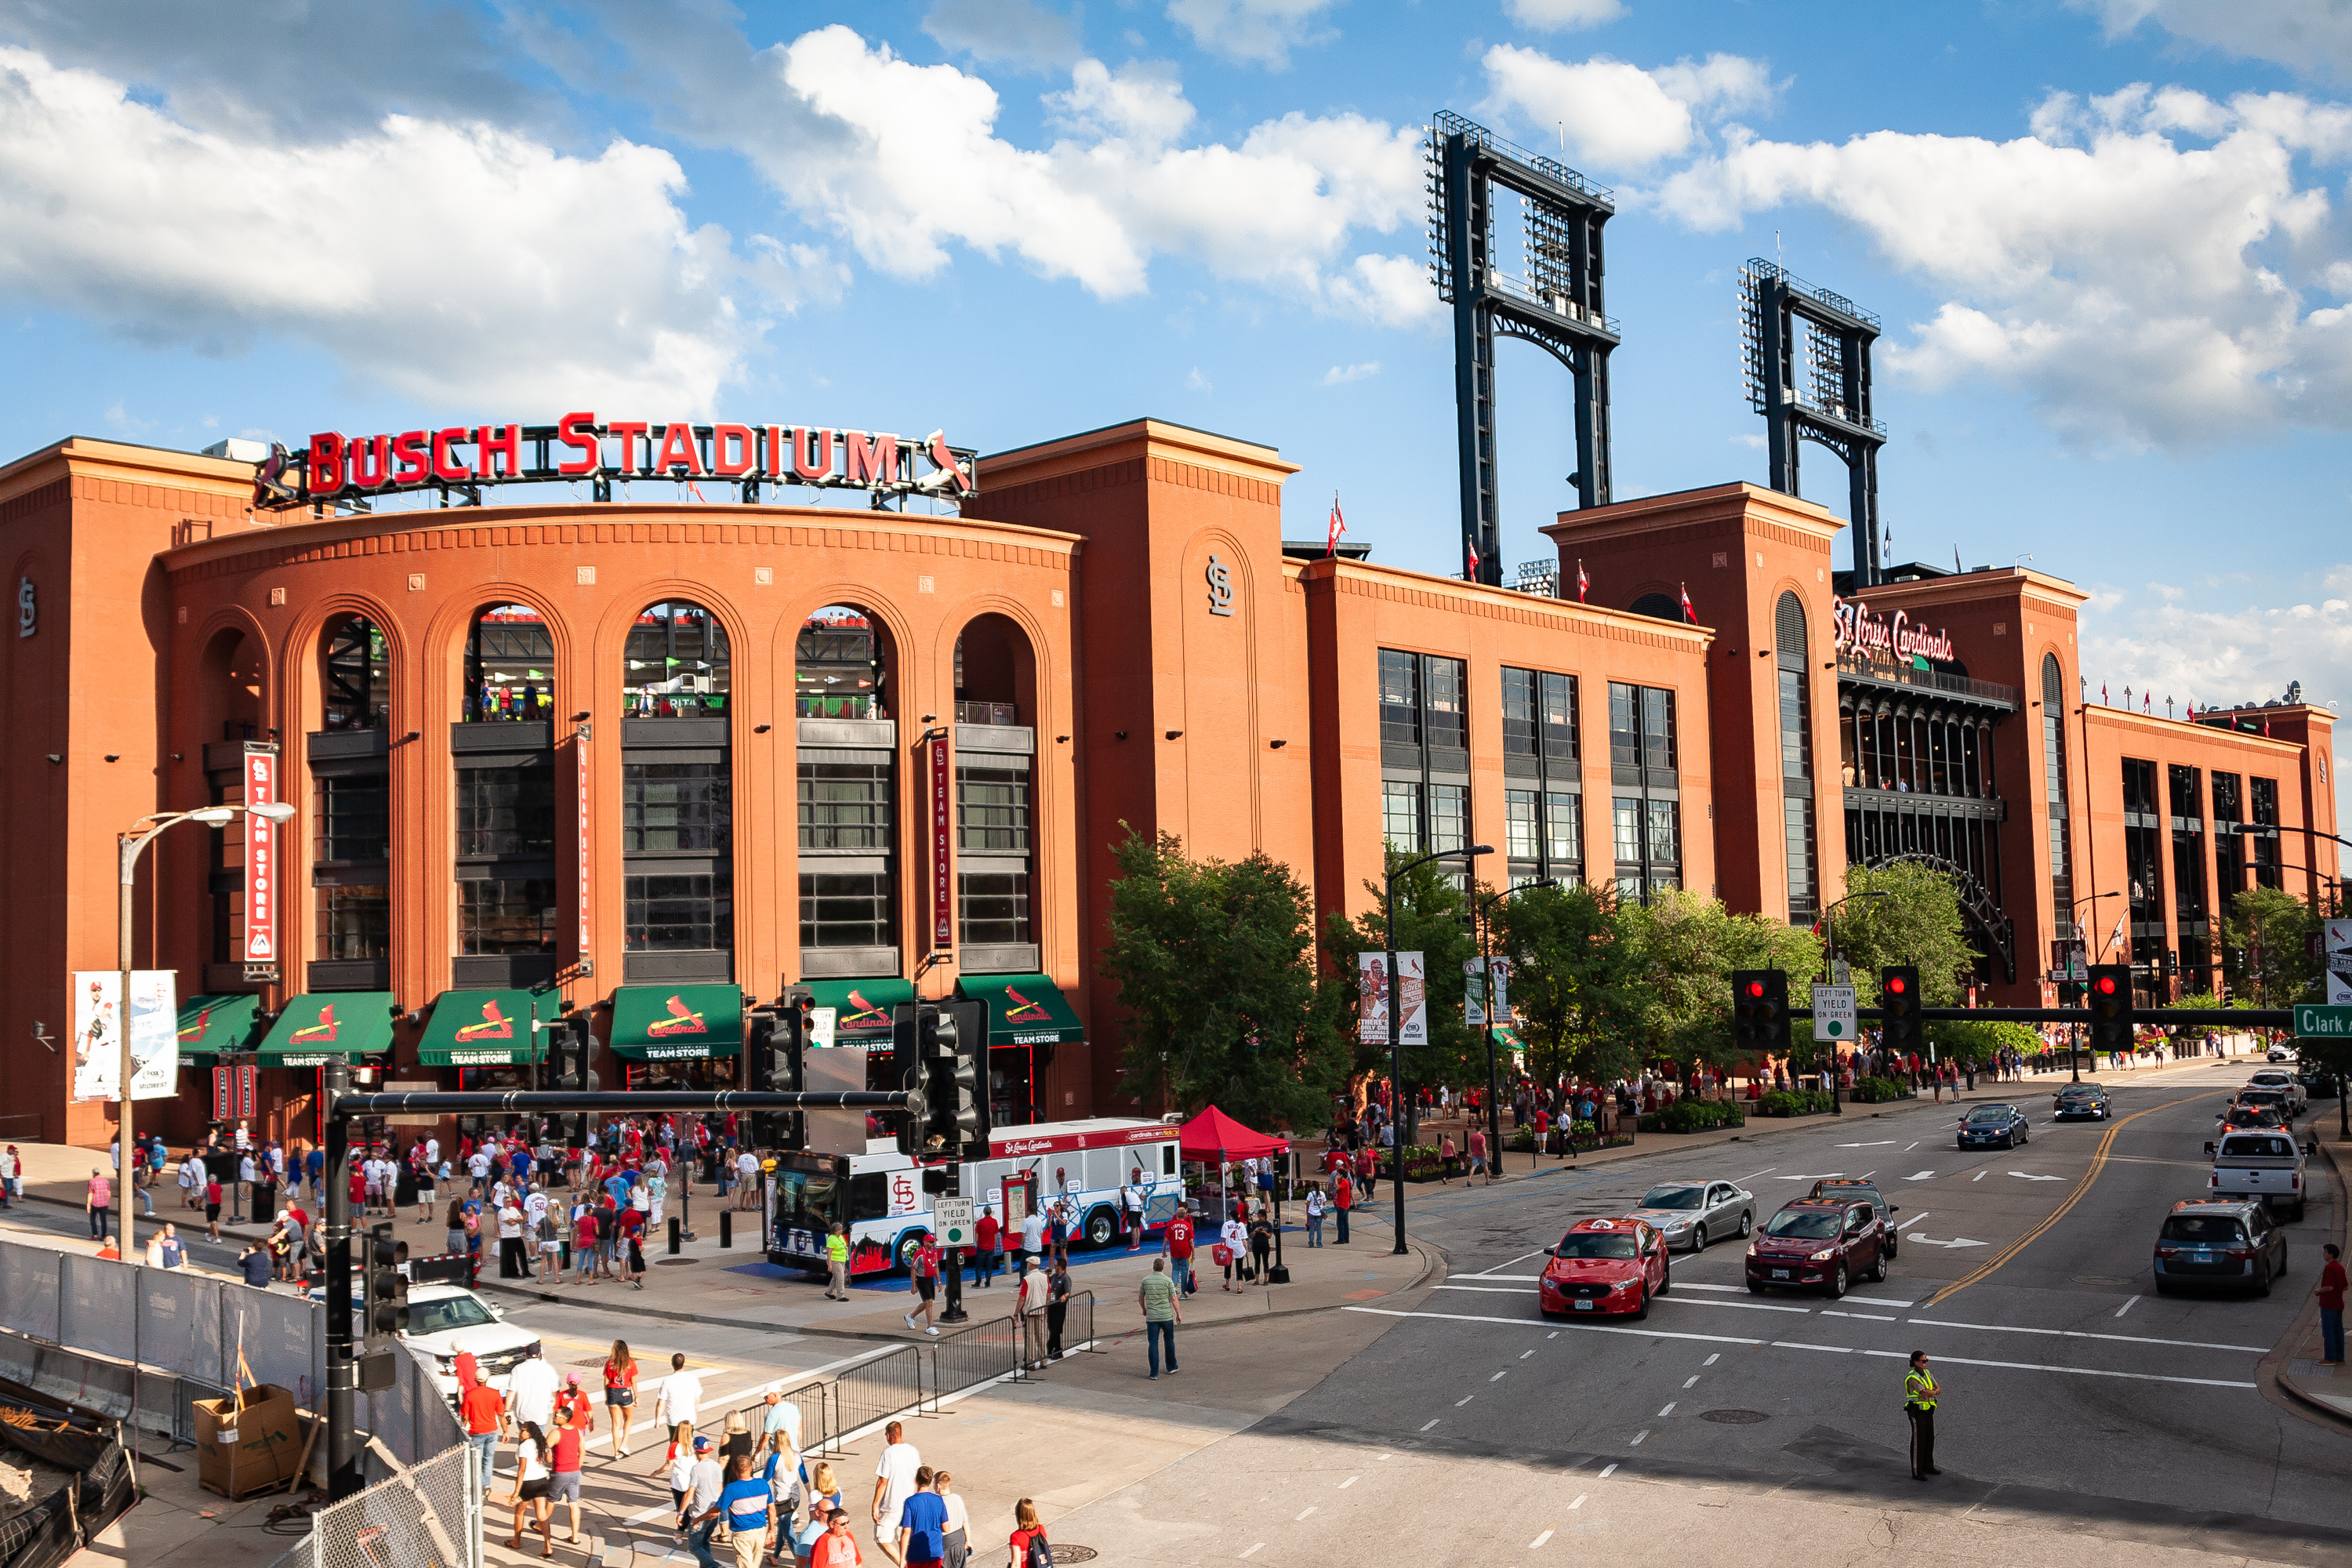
[1261,1060,2351,1559]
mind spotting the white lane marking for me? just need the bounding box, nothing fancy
[1682,1375,1699,1388]
[1599,1464,1618,1478]
[1903,1171,1936,1181]
[1904,1142,1920,1152]
[1297,1506,1318,1520]
[1548,1332,1559,1339]
[1435,1284,1540,1293]
[1521,1350,1536,1359]
[1904,1317,2267,1353]
[1674,1283,1751,1294]
[1703,1353,1720,1367]
[1656,1295,1811,1315]
[1530,1528,1555,1548]
[1841,1295,1915,1307]
[1420,1418,1440,1431]
[1834,1142,1895,1149]
[2115,1295,2140,1319]
[1857,1347,2256,1390]
[1379,1454,1392,1461]
[1772,1341,1853,1352]
[1906,1235,1990,1249]
[1456,1394,1476,1406]
[1490,1370,1508,1381]
[1776,1172,1845,1181]
[1732,1168,1777,1183]
[1339,1476,1358,1489]
[1657,1401,1676,1417]
[1240,1544,1265,1559]
[1471,1248,1552,1278]
[1345,1305,1769,1348]
[2009,1172,2063,1182]
[1629,1429,1649,1445]
[1823,1311,1897,1321]
[1568,1495,1586,1511]
[1895,1213,1926,1232]
[1972,1171,1986,1181]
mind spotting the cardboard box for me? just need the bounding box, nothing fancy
[193,1383,303,1499]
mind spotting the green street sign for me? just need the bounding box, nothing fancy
[2292,1004,2352,1038]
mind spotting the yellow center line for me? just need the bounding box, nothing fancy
[1922,1092,2222,1307]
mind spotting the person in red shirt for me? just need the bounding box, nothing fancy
[1332,1172,1352,1246]
[975,1207,1001,1288]
[2318,1242,2347,1365]
[454,1347,481,1391]
[348,1164,367,1208]
[811,1508,863,1567]
[459,1376,506,1481]
[547,1405,587,1544]
[1165,1206,1196,1295]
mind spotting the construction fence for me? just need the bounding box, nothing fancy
[265,1443,480,1568]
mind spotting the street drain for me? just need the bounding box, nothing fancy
[1700,1409,1770,1425]
[1051,1548,1098,1563]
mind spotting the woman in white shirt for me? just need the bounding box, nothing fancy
[1219,1215,1248,1290]
[504,1421,554,1555]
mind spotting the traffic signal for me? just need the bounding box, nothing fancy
[749,1007,804,1150]
[1730,970,1791,1058]
[920,1005,987,1160]
[1879,966,1922,1055]
[2087,964,2134,1054]
[363,1221,408,1348]
[894,1004,931,1159]
[546,1016,601,1145]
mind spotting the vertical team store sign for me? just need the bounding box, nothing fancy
[930,732,953,951]
[245,747,278,974]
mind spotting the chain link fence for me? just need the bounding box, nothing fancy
[265,1443,481,1568]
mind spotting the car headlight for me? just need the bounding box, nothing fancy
[1614,1279,1639,1291]
[1808,1247,1838,1262]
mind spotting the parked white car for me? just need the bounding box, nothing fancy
[310,1282,539,1403]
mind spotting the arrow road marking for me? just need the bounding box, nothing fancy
[2008,1171,2063,1181]
[1903,1171,1936,1181]
[1907,1235,1990,1249]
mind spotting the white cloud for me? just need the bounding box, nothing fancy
[1653,85,2352,451]
[1730,432,1766,448]
[0,47,793,410]
[2075,2,2352,85]
[1163,0,1339,69]
[1320,361,1380,384]
[1481,45,1774,169]
[2081,588,2352,773]
[1504,0,1627,33]
[1187,366,1212,391]
[922,0,1084,71]
[741,29,1432,321]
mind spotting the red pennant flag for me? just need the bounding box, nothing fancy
[1576,559,1589,603]
[1679,583,1697,623]
[1467,540,1481,579]
[1326,493,1346,557]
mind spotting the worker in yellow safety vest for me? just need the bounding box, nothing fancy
[1904,1350,1940,1479]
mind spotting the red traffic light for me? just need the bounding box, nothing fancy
[1886,975,1907,995]
[2095,975,2117,996]
[1745,981,1764,997]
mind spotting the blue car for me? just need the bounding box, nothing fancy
[1958,1104,2030,1149]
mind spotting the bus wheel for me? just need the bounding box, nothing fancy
[1084,1209,1117,1249]
[897,1231,930,1271]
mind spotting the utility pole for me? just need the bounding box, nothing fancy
[323,1056,360,1499]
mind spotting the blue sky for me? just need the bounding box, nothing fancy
[5,1,2352,800]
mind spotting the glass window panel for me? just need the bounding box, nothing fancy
[456,763,555,859]
[464,606,555,723]
[1612,797,1642,866]
[1501,669,1536,758]
[622,602,730,717]
[1428,783,1468,854]
[321,616,390,732]
[1425,657,1467,750]
[1382,780,1422,853]
[624,762,733,853]
[1646,799,1681,873]
[1640,688,1677,771]
[1608,683,1637,769]
[459,878,557,954]
[798,870,895,949]
[957,869,1031,946]
[314,774,389,865]
[956,765,1029,853]
[315,884,389,960]
[1504,789,1539,859]
[797,606,886,720]
[1544,792,1581,868]
[626,871,733,950]
[1378,651,1420,746]
[1541,672,1577,764]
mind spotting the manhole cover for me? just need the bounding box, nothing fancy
[1700,1409,1770,1425]
[653,1258,698,1266]
[2071,1274,2130,1287]
[1051,1548,1098,1563]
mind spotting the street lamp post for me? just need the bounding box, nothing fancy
[116,800,296,1259]
[1474,879,1553,1179]
[1816,891,1889,1116]
[1388,844,1492,1256]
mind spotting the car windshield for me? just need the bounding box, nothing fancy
[1965,1107,2014,1123]
[1639,1186,1705,1210]
[1765,1209,1844,1240]
[2059,1088,2096,1099]
[1812,1183,1882,1205]
[2220,1136,2294,1158]
[2161,1214,2245,1244]
[1555,1233,1639,1260]
[408,1295,497,1334]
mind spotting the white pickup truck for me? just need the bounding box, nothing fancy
[2204,1129,2318,1220]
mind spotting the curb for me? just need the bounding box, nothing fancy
[2261,1133,2352,1434]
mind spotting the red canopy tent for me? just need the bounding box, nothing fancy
[1178,1105,1289,1163]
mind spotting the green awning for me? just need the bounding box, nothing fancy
[803,978,913,1052]
[256,993,396,1065]
[417,990,555,1067]
[610,984,742,1060]
[958,973,1086,1048]
[176,994,262,1058]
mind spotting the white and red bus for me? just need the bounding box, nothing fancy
[765,1117,1182,1279]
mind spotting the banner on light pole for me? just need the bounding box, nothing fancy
[1359,952,1428,1044]
[71,970,179,1102]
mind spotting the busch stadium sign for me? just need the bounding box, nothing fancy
[253,413,978,510]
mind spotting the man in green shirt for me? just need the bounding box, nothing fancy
[825,1224,851,1301]
[1139,1256,1181,1378]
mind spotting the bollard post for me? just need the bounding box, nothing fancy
[667,1216,682,1255]
[720,1210,732,1249]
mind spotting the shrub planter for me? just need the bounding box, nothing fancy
[1638,1099,1747,1134]
[1754,1090,1835,1118]
[1849,1076,1915,1105]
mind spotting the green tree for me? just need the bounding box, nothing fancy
[1826,862,1977,1006]
[1617,889,1824,1070]
[1326,852,1482,1115]
[2220,884,2321,1006]
[1490,880,1650,1090]
[1926,1017,2042,1069]
[1099,827,1345,1133]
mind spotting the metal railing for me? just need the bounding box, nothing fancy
[830,1344,924,1440]
[1838,652,2021,707]
[265,1441,481,1568]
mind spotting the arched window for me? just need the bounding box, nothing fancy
[321,613,390,731]
[2042,653,2072,939]
[465,604,555,723]
[624,601,729,717]
[1776,593,1817,924]
[1629,591,1681,623]
[797,607,886,719]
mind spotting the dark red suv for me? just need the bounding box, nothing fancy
[1744,1199,1888,1298]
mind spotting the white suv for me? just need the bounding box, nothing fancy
[2247,1068,2307,1116]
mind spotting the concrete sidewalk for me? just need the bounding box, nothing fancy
[2271,1127,2352,1428]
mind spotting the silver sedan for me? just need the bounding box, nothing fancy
[1628,1181,1756,1253]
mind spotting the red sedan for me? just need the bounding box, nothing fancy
[1540,1218,1670,1320]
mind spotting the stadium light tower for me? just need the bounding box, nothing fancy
[1426,111,1618,590]
[1737,261,1890,586]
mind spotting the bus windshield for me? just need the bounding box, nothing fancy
[771,1166,844,1237]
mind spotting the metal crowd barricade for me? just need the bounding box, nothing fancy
[731,1373,833,1460]
[1062,1290,1098,1354]
[828,1344,923,1441]
[922,1312,1022,1409]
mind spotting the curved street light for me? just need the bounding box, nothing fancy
[117,802,296,1258]
[1472,878,1552,1175]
